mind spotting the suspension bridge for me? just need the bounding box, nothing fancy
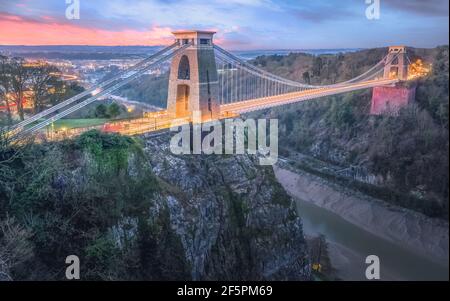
[6,30,413,140]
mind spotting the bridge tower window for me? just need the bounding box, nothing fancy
[200,39,211,45]
[178,55,190,80]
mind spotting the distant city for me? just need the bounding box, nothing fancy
[0,45,362,59]
[0,45,362,91]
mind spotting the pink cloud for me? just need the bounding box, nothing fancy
[0,13,174,46]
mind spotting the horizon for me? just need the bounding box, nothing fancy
[1,44,446,51]
[0,0,448,50]
[0,44,366,50]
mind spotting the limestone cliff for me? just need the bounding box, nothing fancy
[1,130,310,280]
[142,132,310,280]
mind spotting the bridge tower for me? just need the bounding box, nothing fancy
[372,46,415,115]
[383,46,408,80]
[166,30,220,121]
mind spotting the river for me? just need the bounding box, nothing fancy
[273,165,449,281]
[295,197,449,280]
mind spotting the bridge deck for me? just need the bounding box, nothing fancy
[28,78,399,140]
[220,79,398,114]
[111,79,398,136]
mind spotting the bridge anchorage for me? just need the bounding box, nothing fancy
[6,30,418,140]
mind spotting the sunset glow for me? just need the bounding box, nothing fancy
[0,13,173,46]
[0,0,448,49]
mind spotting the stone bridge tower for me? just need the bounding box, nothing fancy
[383,46,408,80]
[166,30,220,121]
[372,46,415,115]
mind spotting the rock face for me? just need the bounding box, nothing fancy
[142,133,311,280]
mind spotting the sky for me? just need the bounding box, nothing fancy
[0,0,448,50]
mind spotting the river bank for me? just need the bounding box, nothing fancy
[273,165,449,280]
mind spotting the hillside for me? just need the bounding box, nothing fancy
[0,130,310,280]
[249,46,449,219]
[118,73,169,108]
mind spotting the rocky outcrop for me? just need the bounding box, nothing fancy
[142,133,311,280]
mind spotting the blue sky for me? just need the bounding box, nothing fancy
[0,0,448,49]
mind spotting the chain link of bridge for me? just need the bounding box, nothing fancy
[6,31,409,141]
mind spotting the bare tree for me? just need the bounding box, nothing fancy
[0,56,13,124]
[0,216,33,281]
[29,63,58,114]
[9,58,32,121]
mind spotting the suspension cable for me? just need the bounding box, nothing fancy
[15,43,191,139]
[9,43,178,132]
[214,45,394,89]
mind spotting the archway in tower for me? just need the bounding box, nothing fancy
[389,66,399,79]
[178,55,190,80]
[175,84,190,118]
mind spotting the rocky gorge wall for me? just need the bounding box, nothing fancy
[273,165,449,265]
[0,130,310,281]
[142,133,311,280]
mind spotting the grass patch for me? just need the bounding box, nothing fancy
[50,118,109,130]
